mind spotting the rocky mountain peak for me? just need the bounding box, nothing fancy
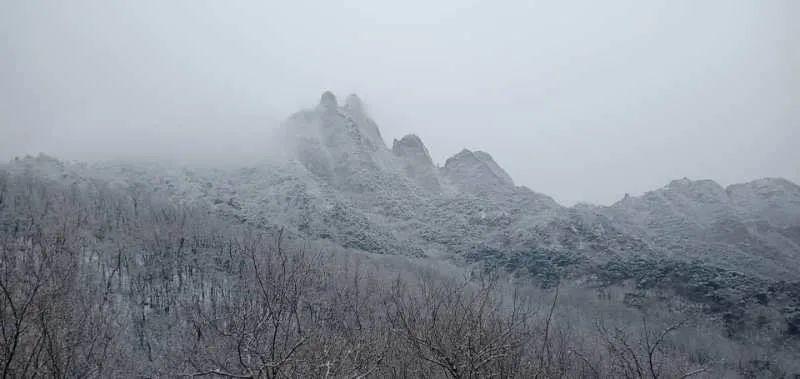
[471,151,514,185]
[668,177,691,186]
[442,149,514,194]
[345,93,364,113]
[283,92,411,193]
[392,134,440,192]
[392,134,430,161]
[728,177,800,194]
[727,177,800,227]
[661,178,727,203]
[666,177,724,192]
[612,178,730,216]
[318,90,338,110]
[341,93,386,150]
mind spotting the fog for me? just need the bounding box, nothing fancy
[1,0,798,205]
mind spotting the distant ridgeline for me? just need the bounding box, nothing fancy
[4,93,800,371]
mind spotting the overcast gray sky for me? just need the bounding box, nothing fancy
[1,0,798,205]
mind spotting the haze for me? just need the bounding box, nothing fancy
[1,0,798,205]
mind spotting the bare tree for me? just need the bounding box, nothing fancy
[385,273,535,378]
[593,314,707,379]
[0,174,120,378]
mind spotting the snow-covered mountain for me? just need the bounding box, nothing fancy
[601,177,800,279]
[5,92,800,342]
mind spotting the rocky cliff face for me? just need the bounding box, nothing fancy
[392,134,441,192]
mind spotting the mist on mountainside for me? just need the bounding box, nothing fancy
[2,1,800,378]
[3,1,799,205]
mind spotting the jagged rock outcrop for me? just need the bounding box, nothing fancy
[318,90,338,111]
[392,134,441,192]
[283,92,396,192]
[343,93,386,151]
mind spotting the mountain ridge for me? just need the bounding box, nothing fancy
[3,92,800,348]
